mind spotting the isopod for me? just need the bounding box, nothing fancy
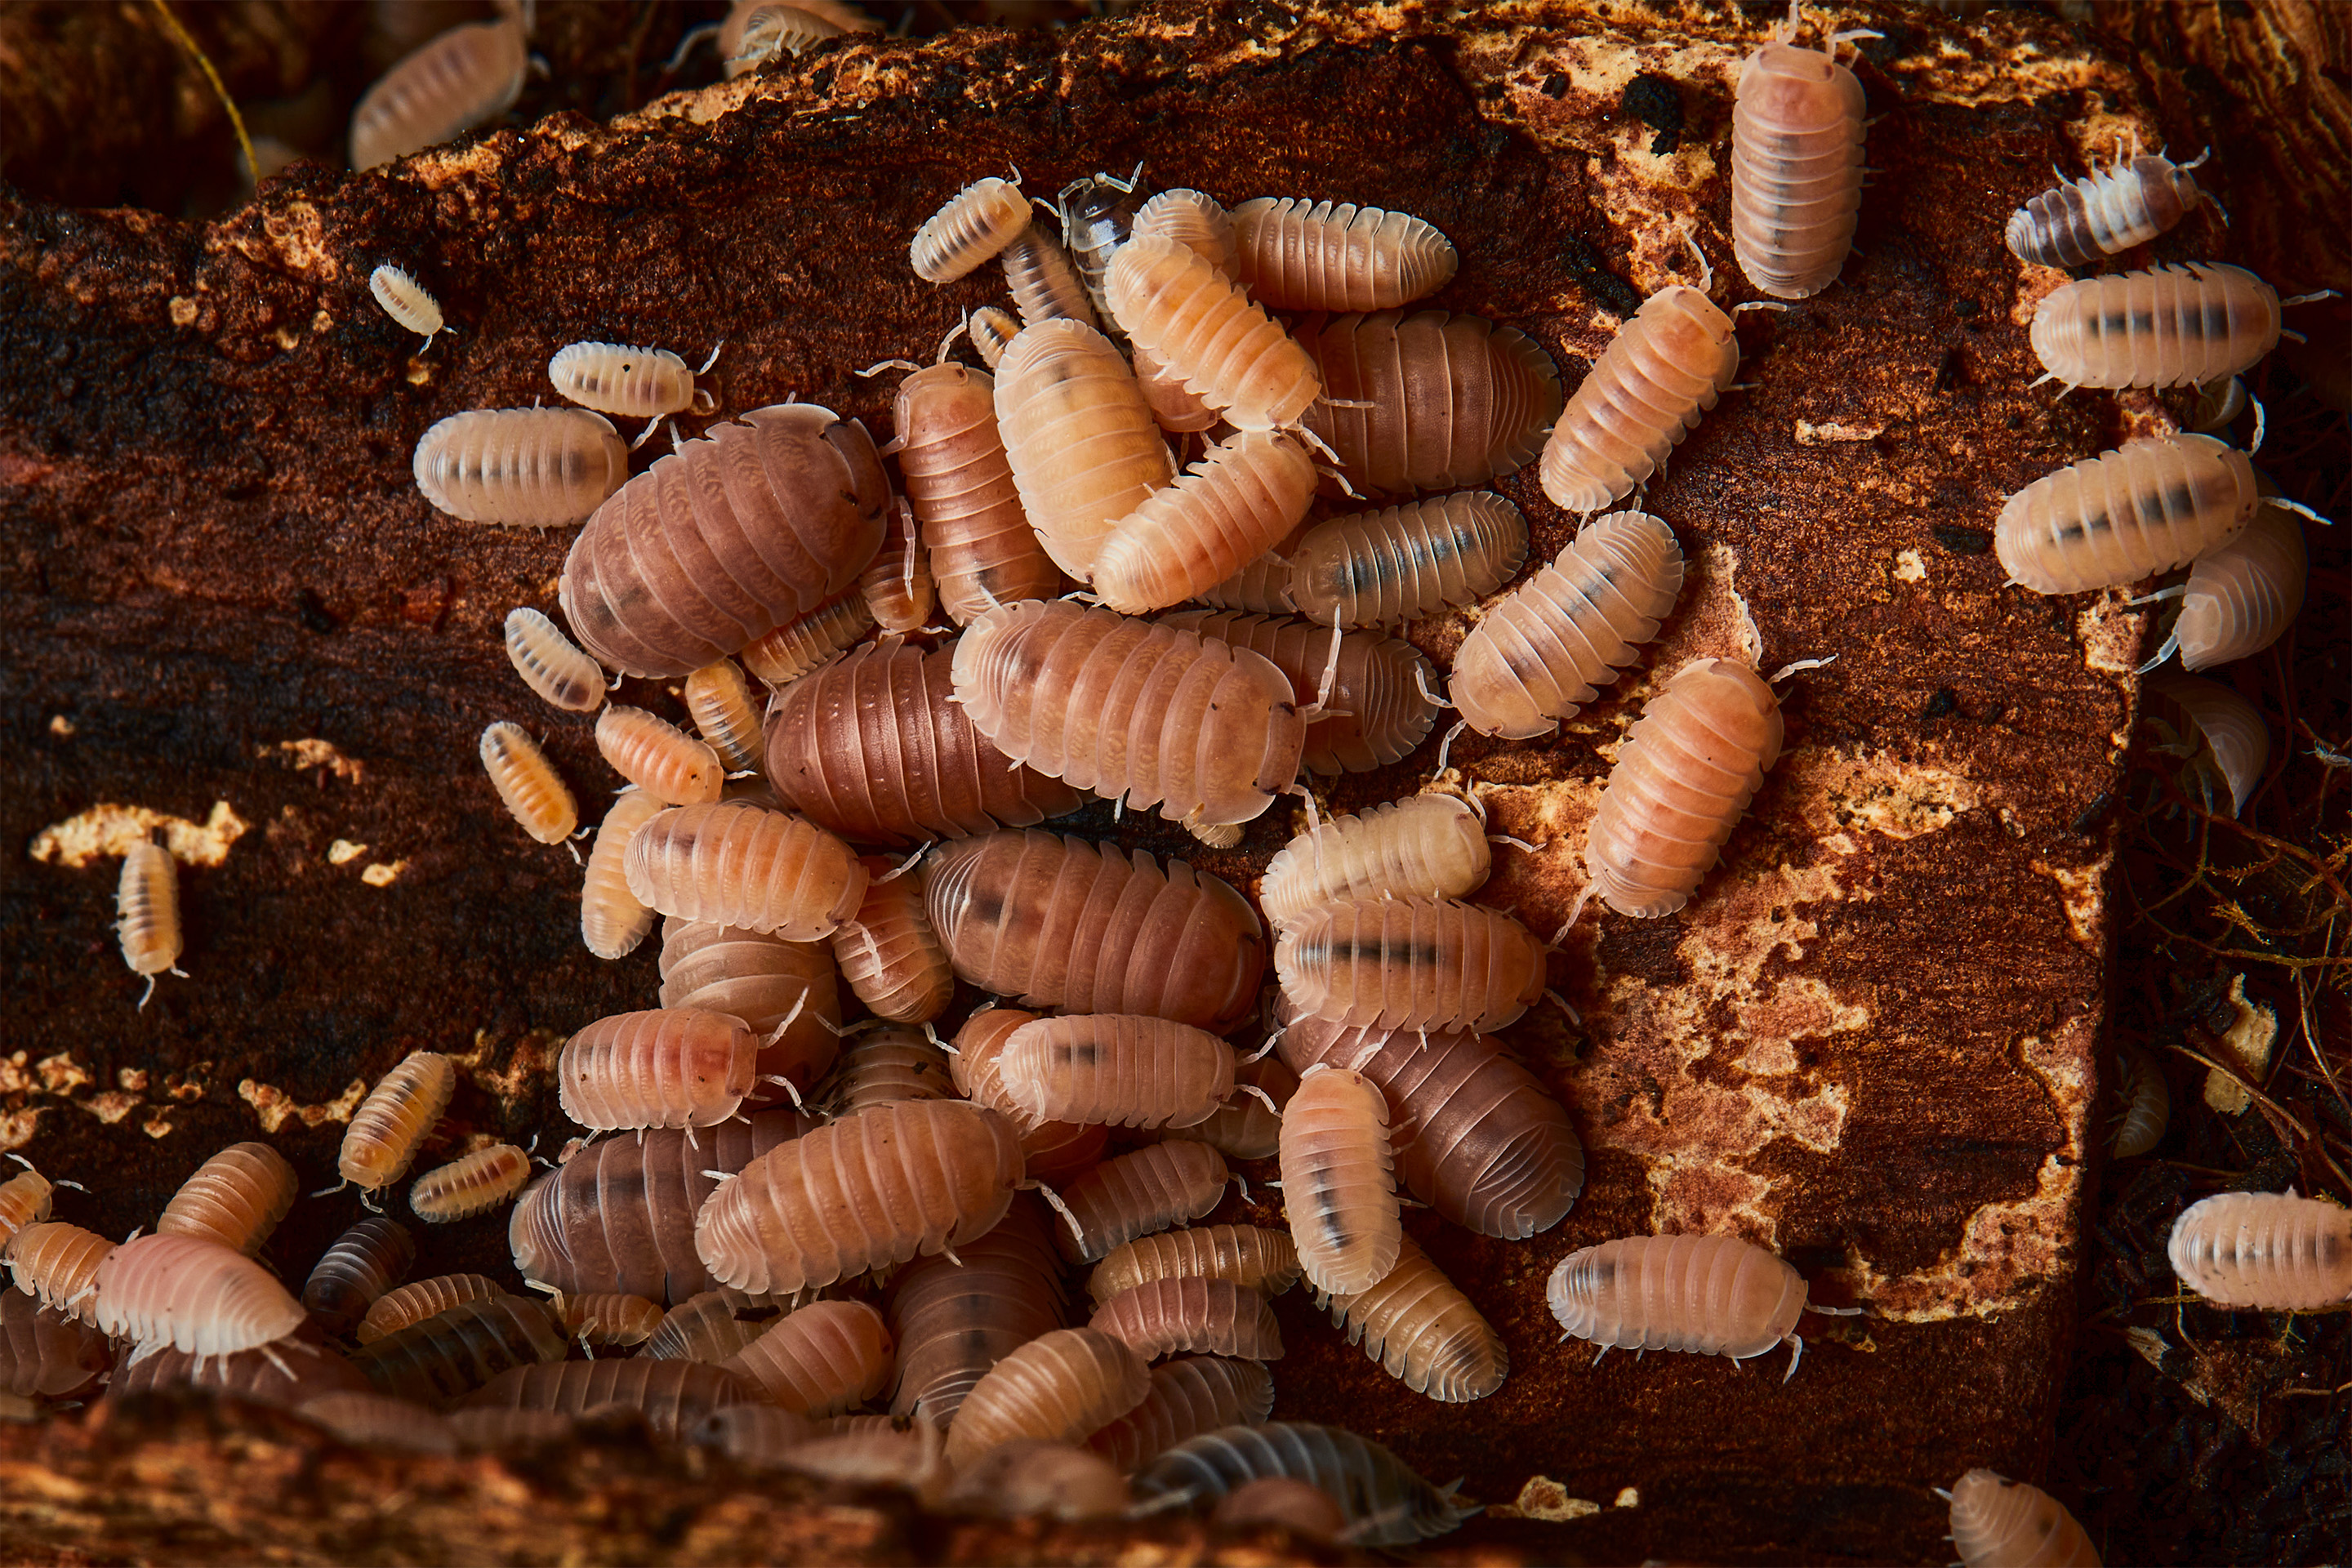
[813,1024,956,1116]
[881,360,1062,625]
[547,1291,664,1350]
[1104,237,1322,431]
[1132,1421,1474,1545]
[911,174,1035,285]
[646,1288,798,1364]
[1052,1142,1231,1264]
[0,1165,55,1251]
[1537,288,1738,514]
[110,1334,368,1408]
[301,1217,415,1338]
[1161,609,1440,775]
[547,341,719,444]
[1583,657,1784,918]
[738,595,877,689]
[1088,1355,1274,1473]
[965,305,1021,368]
[409,1143,532,1223]
[831,864,956,1024]
[443,1406,580,1450]
[1000,224,1101,330]
[581,789,666,960]
[886,1192,1068,1426]
[1165,1056,1296,1162]
[1946,1469,2101,1568]
[558,1008,761,1134]
[2142,670,2268,817]
[1286,492,1529,630]
[117,840,184,1001]
[94,1232,307,1358]
[1092,431,1320,613]
[2109,1043,2170,1160]
[5,1222,114,1325]
[767,1421,956,1502]
[1277,1066,1398,1296]
[1996,435,2262,596]
[349,16,527,169]
[721,1298,893,1414]
[0,1290,112,1401]
[997,1014,1237,1129]
[2007,145,2212,270]
[1197,539,1303,617]
[1132,189,1236,278]
[1728,2,1869,299]
[479,721,579,845]
[1451,509,1686,738]
[1258,794,1490,933]
[993,319,1174,579]
[597,706,724,806]
[657,918,843,1095]
[460,1358,761,1440]
[942,1325,1150,1468]
[1091,1277,1284,1363]
[349,1295,566,1405]
[623,800,867,941]
[1228,198,1459,311]
[724,1,852,77]
[359,1273,505,1343]
[2145,503,2306,671]
[2030,263,2314,391]
[157,1142,296,1256]
[413,408,630,528]
[1295,310,1561,498]
[859,497,937,634]
[684,659,767,774]
[2166,1189,2352,1309]
[1054,167,1144,323]
[942,1439,1131,1521]
[300,1390,459,1454]
[368,264,444,350]
[1088,1226,1302,1307]
[1211,1477,1347,1540]
[339,1051,457,1196]
[504,607,608,713]
[1319,1232,1505,1401]
[945,1009,1112,1183]
[1274,896,1548,1033]
[1548,1232,1825,1377]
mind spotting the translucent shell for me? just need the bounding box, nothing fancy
[368,264,443,346]
[911,176,1035,285]
[412,408,628,528]
[93,1232,307,1356]
[1538,289,1739,514]
[739,595,877,689]
[1000,224,1100,331]
[623,801,868,940]
[942,1325,1150,1468]
[1948,1469,2102,1568]
[1228,198,1459,311]
[581,789,666,960]
[349,16,526,169]
[1160,610,1439,775]
[157,1142,296,1256]
[1105,238,1323,431]
[1287,491,1529,630]
[2166,1190,2352,1309]
[2145,672,2270,818]
[1259,794,1490,933]
[1318,1232,1506,1401]
[340,1052,457,1192]
[2007,152,2207,269]
[479,722,578,845]
[504,608,607,712]
[1729,33,1868,299]
[1090,431,1319,615]
[886,363,1062,626]
[2172,505,2306,670]
[993,320,1174,580]
[596,706,724,806]
[1277,1067,1400,1295]
[1296,311,1561,498]
[1995,435,2257,596]
[556,1008,762,1133]
[2030,263,2284,390]
[1545,1233,1808,1361]
[1274,897,1549,1033]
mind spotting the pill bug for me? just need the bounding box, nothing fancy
[1296,310,1562,498]
[349,16,527,169]
[359,1273,506,1343]
[1287,492,1529,630]
[5,1223,114,1325]
[942,1325,1152,1468]
[882,361,1063,626]
[0,1290,113,1402]
[340,1051,457,1196]
[559,403,891,680]
[157,1142,296,1256]
[2007,146,2212,270]
[738,595,878,689]
[885,1192,1069,1426]
[461,1358,762,1440]
[1538,287,1739,514]
[2166,1189,2352,1309]
[1276,1066,1400,1296]
[858,497,938,635]
[1054,167,1145,323]
[684,659,767,775]
[993,319,1175,579]
[1162,608,1440,776]
[1106,238,1324,432]
[911,175,1036,285]
[999,1014,1238,1130]
[408,1143,532,1223]
[1229,198,1459,312]
[558,1008,762,1134]
[1278,1013,1584,1240]
[1166,1056,1296,1162]
[922,830,1265,1028]
[0,1167,55,1251]
[94,1232,308,1358]
[2149,503,2306,670]
[1211,1477,1348,1540]
[350,1294,568,1405]
[546,1291,663,1349]
[1452,509,1687,738]
[413,408,630,528]
[1275,896,1548,1034]
[623,800,868,941]
[479,721,579,846]
[580,789,666,961]
[695,1099,1024,1294]
[831,865,956,1025]
[116,840,184,1000]
[1090,1277,1285,1363]
[1259,795,1490,934]
[301,1217,415,1338]
[1053,1142,1232,1264]
[942,1438,1133,1521]
[1995,434,2260,596]
[1088,1227,1303,1308]
[2142,670,2269,817]
[764,637,1085,848]
[596,706,724,807]
[965,305,1021,368]
[945,1009,1112,1185]
[1089,1355,1275,1473]
[1318,1232,1506,1401]
[812,1024,956,1116]
[2030,263,2301,391]
[368,264,444,350]
[721,1298,893,1414]
[504,607,608,713]
[2109,1042,2170,1160]
[1133,1421,1474,1545]
[1946,1469,2101,1568]
[1091,432,1319,616]
[954,599,1306,830]
[1728,4,1869,299]
[546,341,719,430]
[657,918,843,1096]
[300,1390,459,1454]
[1583,657,1784,919]
[1000,224,1102,330]
[109,1333,370,1409]
[1547,1232,1818,1374]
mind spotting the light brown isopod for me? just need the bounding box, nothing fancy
[2166,1189,2352,1309]
[1000,223,1101,330]
[738,594,877,689]
[443,1406,581,1451]
[942,1325,1150,1468]
[946,1009,1112,1185]
[1547,1233,1815,1374]
[999,1014,1237,1129]
[1948,1470,2101,1568]
[721,1298,893,1415]
[911,175,1036,285]
[1287,491,1528,630]
[479,721,579,845]
[688,1401,817,1464]
[340,1051,457,1194]
[645,1288,800,1363]
[2031,264,2300,391]
[0,1290,113,1402]
[657,918,843,1097]
[1133,189,1237,278]
[5,1223,114,1325]
[1229,198,1459,312]
[1105,237,1322,432]
[1729,7,1868,298]
[942,1439,1132,1521]
[2142,670,2269,817]
[157,1142,296,1256]
[2109,1043,2170,1160]
[117,840,184,1000]
[504,607,608,713]
[597,706,724,806]
[883,361,1062,625]
[559,403,890,679]
[859,497,938,635]
[94,1232,307,1357]
[349,16,526,168]
[1051,1141,1232,1264]
[1452,508,1686,738]
[558,1008,761,1134]
[922,830,1265,1028]
[408,1143,532,1223]
[813,1024,956,1116]
[2007,145,2212,269]
[109,1333,368,1409]
[301,1217,414,1338]
[769,1423,957,1503]
[954,599,1306,829]
[547,1291,664,1349]
[1277,1066,1398,1296]
[359,1274,505,1344]
[1165,1055,1296,1163]
[1093,431,1320,613]
[1088,1355,1275,1473]
[1259,794,1490,934]
[2145,502,2305,671]
[460,1358,762,1441]
[993,319,1175,579]
[1995,435,2260,595]
[1160,608,1439,776]
[299,1390,459,1454]
[1295,310,1561,498]
[1538,289,1739,514]
[1088,1226,1303,1308]
[1319,1233,1505,1401]
[0,1167,54,1252]
[369,264,444,350]
[1091,1277,1284,1363]
[1583,657,1784,918]
[965,305,1021,368]
[831,863,956,1024]
[1274,896,1548,1034]
[580,788,666,960]
[695,1099,1025,1295]
[684,659,767,775]
[886,1192,1069,1427]
[624,800,867,941]
[413,408,629,528]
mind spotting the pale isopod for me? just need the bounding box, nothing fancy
[340,1051,457,1195]
[911,175,1035,285]
[2166,1189,2352,1309]
[1132,189,1236,278]
[409,1143,532,1223]
[1729,4,1869,299]
[349,16,527,169]
[348,1295,566,1405]
[1092,431,1320,614]
[596,706,724,806]
[157,1142,296,1256]
[2030,263,2302,391]
[1451,509,1686,738]
[5,1222,114,1325]
[1295,310,1561,498]
[1105,237,1322,431]
[1277,1066,1398,1296]
[859,497,937,634]
[2148,503,2305,670]
[368,264,444,350]
[738,595,877,689]
[1090,1277,1284,1363]
[965,305,1021,368]
[998,1014,1237,1129]
[813,1024,956,1116]
[301,1217,414,1338]
[1286,491,1529,630]
[547,341,717,431]
[657,918,843,1096]
[623,800,868,941]
[1947,1469,2101,1568]
[1088,1355,1273,1472]
[117,840,184,1000]
[993,319,1174,579]
[1258,794,1490,933]
[2007,146,2212,269]
[942,1324,1150,1468]
[2109,1043,2170,1160]
[721,1298,893,1414]
[1547,1232,1817,1375]
[504,607,608,713]
[1318,1232,1505,1401]
[359,1273,505,1343]
[94,1232,306,1358]
[882,361,1062,625]
[413,408,629,528]
[1228,198,1459,311]
[1538,288,1738,514]
[724,1,849,77]
[460,1358,760,1440]
[885,1192,1068,1427]
[1087,1227,1302,1307]
[559,1008,761,1134]
[581,789,666,960]
[831,863,955,1024]
[1160,610,1441,776]
[1274,897,1548,1033]
[1000,224,1100,330]
[1052,1142,1231,1264]
[2143,670,2269,817]
[479,721,579,845]
[1995,435,2259,595]
[684,659,767,774]
[547,1291,663,1349]
[1132,1421,1474,1544]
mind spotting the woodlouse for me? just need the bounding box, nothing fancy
[1000,224,1101,330]
[1296,310,1561,498]
[409,1143,532,1223]
[479,721,579,845]
[460,1358,761,1441]
[1278,1066,1400,1296]
[349,16,526,169]
[413,408,629,528]
[723,1,854,78]
[157,1143,296,1256]
[117,840,184,1001]
[547,341,719,436]
[1052,1142,1232,1264]
[359,1273,504,1343]
[657,918,842,1096]
[859,497,937,634]
[738,595,877,689]
[340,1051,457,1196]
[965,305,1021,368]
[946,1009,1112,1184]
[942,1325,1151,1468]
[580,789,665,960]
[2159,503,2307,671]
[1229,198,1459,312]
[350,1295,566,1405]
[2109,1043,2170,1160]
[1287,492,1529,630]
[1132,189,1236,278]
[998,1014,1237,1130]
[1089,1355,1275,1473]
[558,1008,761,1134]
[1274,896,1548,1034]
[547,1291,664,1350]
[942,1439,1132,1521]
[1583,657,1784,919]
[1088,1226,1303,1308]
[1166,1056,1296,1163]
[2167,1189,2352,1309]
[623,800,867,941]
[1995,435,2260,596]
[301,1217,415,1338]
[1054,167,1144,323]
[0,1167,54,1251]
[5,1223,114,1325]
[2007,146,2212,269]
[504,608,608,713]
[110,1334,368,1409]
[95,1232,307,1359]
[813,1024,956,1116]
[684,659,767,775]
[368,264,444,350]
[831,862,956,1024]
[1547,1233,1818,1377]
[1538,287,1738,514]
[645,1288,795,1364]
[2030,263,2309,391]
[1091,431,1319,614]
[765,1422,956,1503]
[0,1290,112,1402]
[911,175,1035,285]
[721,1298,893,1415]
[1159,610,1439,776]
[1132,1421,1474,1545]
[597,706,724,806]
[299,1390,458,1455]
[443,1406,580,1451]
[1091,1277,1285,1363]
[1946,1469,2100,1568]
[881,360,1062,625]
[886,1192,1068,1427]
[993,319,1174,579]
[1319,1232,1506,1402]
[1729,4,1869,299]
[1259,794,1490,933]
[1211,1477,1347,1540]
[1105,237,1323,431]
[2143,670,2269,817]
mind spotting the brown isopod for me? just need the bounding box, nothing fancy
[1091,1277,1284,1363]
[157,1142,296,1256]
[645,1288,800,1364]
[1259,794,1490,933]
[409,1143,532,1223]
[369,264,444,351]
[1092,431,1321,613]
[771,1422,957,1503]
[301,1217,415,1338]
[1287,491,1529,630]
[695,1099,1025,1295]
[479,721,579,845]
[1583,657,1784,919]
[1133,1421,1474,1545]
[349,16,526,168]
[547,341,719,446]
[109,1334,369,1410]
[1995,435,2267,596]
[1538,286,1739,514]
[2007,144,2213,270]
[922,830,1265,1028]
[504,607,608,713]
[859,497,938,635]
[765,637,1084,847]
[998,1014,1241,1130]
[721,1298,893,1414]
[886,1192,1069,1426]
[1163,608,1440,776]
[1452,508,1686,738]
[94,1232,307,1360]
[942,1438,1132,1521]
[813,1024,956,1116]
[1166,1056,1297,1163]
[1548,1232,1833,1378]
[1105,237,1322,432]
[1000,224,1101,330]
[1946,1470,2100,1568]
[1277,1066,1399,1296]
[359,1273,505,1344]
[339,1050,457,1196]
[597,706,724,806]
[1088,1226,1303,1308]
[558,1007,762,1134]
[117,838,185,1006]
[0,1290,113,1402]
[1296,310,1561,499]
[443,1405,581,1451]
[947,1009,1112,1184]
[880,359,1062,625]
[1229,198,1459,312]
[412,408,630,528]
[2029,263,2328,392]
[581,788,666,961]
[942,1325,1151,1468]
[461,1358,761,1441]
[299,1390,459,1455]
[2167,1189,2352,1309]
[994,318,1174,579]
[738,594,878,689]
[348,1295,568,1405]
[559,403,890,679]
[911,174,1036,285]
[1275,896,1548,1034]
[2142,670,2269,817]
[1050,1141,1232,1264]
[1211,1477,1348,1541]
[1319,1232,1506,1402]
[624,800,867,941]
[832,863,956,1024]
[2140,503,2306,672]
[954,599,1306,831]
[547,1291,664,1350]
[965,305,1021,368]
[6,1222,114,1325]
[684,659,767,774]
[2109,1043,2170,1160]
[1729,4,1870,299]
[657,918,843,1097]
[1089,1355,1275,1473]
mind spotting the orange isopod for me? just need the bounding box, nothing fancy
[1296,310,1561,498]
[1547,1233,1819,1376]
[116,840,184,1009]
[658,918,842,1098]
[2166,1189,2352,1309]
[340,1051,457,1194]
[581,789,666,961]
[831,862,955,1024]
[157,1143,296,1256]
[349,16,527,169]
[965,305,1021,369]
[1258,794,1490,933]
[357,1272,505,1343]
[93,1232,307,1358]
[811,1024,956,1117]
[1092,431,1319,613]
[996,1014,1237,1129]
[1287,491,1528,630]
[1729,4,1869,299]
[1090,1277,1283,1363]
[6,1222,114,1325]
[547,1291,664,1349]
[737,594,877,689]
[993,319,1174,579]
[1274,897,1548,1033]
[301,1217,414,1338]
[644,1288,791,1364]
[1105,238,1322,431]
[1087,1226,1303,1308]
[558,1008,762,1134]
[2007,145,2212,269]
[911,175,1035,285]
[597,706,723,806]
[1539,290,1739,514]
[859,497,937,634]
[1229,198,1459,311]
[946,1009,1111,1184]
[882,360,1062,625]
[479,721,578,845]
[504,608,607,713]
[1160,608,1439,775]
[1052,1142,1231,1264]
[2156,504,2306,671]
[942,1325,1150,1468]
[886,1192,1069,1427]
[409,1144,532,1223]
[1451,508,1686,739]
[722,1298,893,1415]
[2142,670,2269,817]
[460,1358,761,1441]
[1946,1470,2101,1568]
[0,1165,55,1252]
[1277,1066,1399,1295]
[1995,435,2259,595]
[412,408,628,528]
[1583,657,1784,918]
[623,800,867,940]
[1000,224,1100,330]
[2031,263,2305,391]
[684,659,767,775]
[1088,1355,1274,1473]
[1319,1232,1505,1401]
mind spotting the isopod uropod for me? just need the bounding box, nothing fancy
[1728,1,1870,300]
[2166,1189,2352,1309]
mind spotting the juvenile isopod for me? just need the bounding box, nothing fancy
[946,1009,1111,1183]
[880,360,1062,624]
[645,1288,791,1364]
[1582,657,1784,919]
[1728,2,1870,299]
[581,789,666,960]
[993,319,1174,579]
[965,305,1021,368]
[886,1192,1069,1427]
[1994,435,2265,597]
[504,608,608,713]
[479,721,579,845]
[547,341,719,447]
[1132,1421,1474,1545]
[1548,1232,1829,1377]
[1162,608,1441,775]
[1105,238,1323,432]
[998,1014,1238,1130]
[1946,1469,2101,1568]
[157,1143,296,1256]
[1054,167,1145,323]
[0,1165,56,1252]
[1452,509,1686,738]
[117,840,185,1003]
[721,1298,893,1415]
[301,1217,415,1338]
[942,1325,1150,1468]
[1132,189,1236,278]
[813,1024,956,1116]
[684,659,766,775]
[2143,670,2268,817]
[1229,198,1459,311]
[2142,503,2306,670]
[547,1291,664,1350]
[1538,287,1739,514]
[2029,263,2324,391]
[409,1143,532,1223]
[369,264,445,350]
[5,1222,114,1325]
[460,1357,760,1440]
[2166,1189,2352,1309]
[1274,896,1548,1034]
[1211,1477,1348,1540]
[1296,310,1561,498]
[1258,794,1490,933]
[349,1295,567,1405]
[597,706,724,806]
[413,408,630,528]
[1286,492,1529,630]
[1051,1142,1232,1264]
[723,0,853,77]
[359,1273,505,1343]
[1000,224,1101,330]
[623,800,868,941]
[1088,1355,1274,1472]
[1277,1066,1398,1296]
[349,16,527,169]
[658,918,843,1095]
[831,865,956,1025]
[1092,431,1320,613]
[1088,1227,1303,1307]
[1090,1277,1284,1363]
[738,595,878,689]
[339,1051,457,1196]
[858,497,938,634]
[94,1232,307,1359]
[1319,1232,1506,1401]
[2007,145,2212,270]
[558,1008,761,1134]
[911,175,1036,284]
[2109,1042,2170,1160]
